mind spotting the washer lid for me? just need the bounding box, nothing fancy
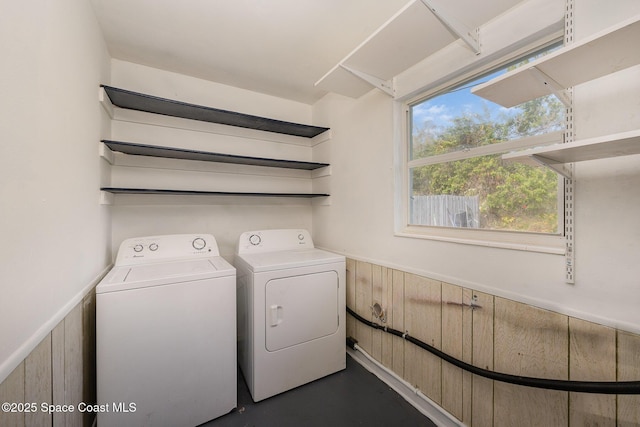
[96,257,235,294]
[237,248,345,273]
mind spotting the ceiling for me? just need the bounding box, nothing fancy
[90,0,524,105]
[90,0,408,104]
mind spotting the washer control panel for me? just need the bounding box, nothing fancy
[115,234,220,266]
[237,229,313,254]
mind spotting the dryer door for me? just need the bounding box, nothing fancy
[265,271,339,352]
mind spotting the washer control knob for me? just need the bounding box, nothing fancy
[298,233,305,241]
[133,244,143,253]
[249,234,261,246]
[149,243,158,251]
[192,237,206,250]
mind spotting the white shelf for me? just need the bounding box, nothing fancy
[472,14,640,107]
[502,129,640,177]
[315,0,522,98]
[316,0,452,98]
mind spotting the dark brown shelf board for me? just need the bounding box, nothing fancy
[102,140,329,170]
[101,85,329,138]
[100,188,330,198]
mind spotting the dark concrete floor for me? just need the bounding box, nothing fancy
[202,354,436,427]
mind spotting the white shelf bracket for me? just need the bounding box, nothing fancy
[564,165,575,283]
[529,155,573,179]
[99,142,115,165]
[311,129,332,147]
[312,196,332,207]
[339,64,395,97]
[528,67,572,107]
[311,165,332,179]
[98,87,115,118]
[563,0,575,285]
[99,191,114,205]
[419,0,480,55]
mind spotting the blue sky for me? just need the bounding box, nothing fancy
[411,43,563,138]
[411,69,513,137]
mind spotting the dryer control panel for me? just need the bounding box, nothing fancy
[237,229,313,254]
[115,234,220,266]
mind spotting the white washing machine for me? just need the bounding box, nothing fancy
[96,234,236,427]
[235,229,346,402]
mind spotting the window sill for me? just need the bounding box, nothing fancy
[396,225,566,255]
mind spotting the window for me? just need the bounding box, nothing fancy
[405,47,566,244]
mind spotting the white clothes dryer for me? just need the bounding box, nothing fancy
[96,234,236,427]
[235,229,346,402]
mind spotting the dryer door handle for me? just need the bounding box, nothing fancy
[269,304,283,327]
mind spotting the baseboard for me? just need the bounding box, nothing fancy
[347,346,464,427]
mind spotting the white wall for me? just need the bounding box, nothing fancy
[107,61,322,259]
[0,0,111,383]
[570,0,640,331]
[2,0,636,390]
[313,0,640,333]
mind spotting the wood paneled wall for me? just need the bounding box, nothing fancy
[346,258,640,427]
[0,290,96,427]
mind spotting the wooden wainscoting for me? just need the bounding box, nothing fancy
[618,331,640,426]
[345,258,640,427]
[0,290,96,427]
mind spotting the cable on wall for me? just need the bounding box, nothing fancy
[346,306,640,395]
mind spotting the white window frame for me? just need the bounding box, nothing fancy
[395,48,568,255]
